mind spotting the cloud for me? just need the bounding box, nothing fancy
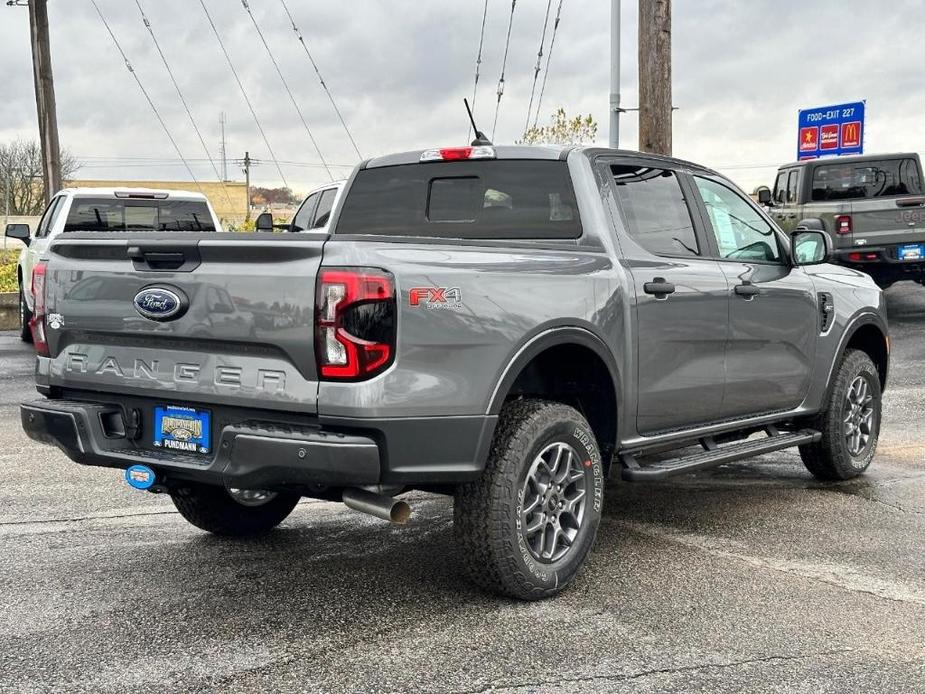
[1,0,923,195]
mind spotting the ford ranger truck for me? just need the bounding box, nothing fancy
[20,145,889,600]
[764,152,925,288]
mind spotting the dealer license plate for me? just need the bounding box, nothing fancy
[898,243,925,261]
[153,405,211,454]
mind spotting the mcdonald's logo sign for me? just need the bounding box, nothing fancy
[841,121,862,148]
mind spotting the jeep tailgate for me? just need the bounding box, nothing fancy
[39,233,324,413]
[849,196,925,250]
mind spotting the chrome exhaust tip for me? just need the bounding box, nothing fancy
[342,488,411,524]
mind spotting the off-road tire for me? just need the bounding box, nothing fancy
[170,483,300,536]
[454,399,605,600]
[19,283,33,343]
[799,349,881,480]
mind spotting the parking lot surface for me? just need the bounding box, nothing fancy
[1,287,924,693]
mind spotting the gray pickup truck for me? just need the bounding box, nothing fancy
[21,145,888,600]
[763,153,925,288]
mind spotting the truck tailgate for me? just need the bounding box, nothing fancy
[851,196,925,249]
[41,233,324,413]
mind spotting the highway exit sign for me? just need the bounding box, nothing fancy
[797,101,865,160]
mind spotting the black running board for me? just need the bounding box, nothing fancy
[620,427,821,482]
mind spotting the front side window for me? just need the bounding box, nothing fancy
[694,176,781,263]
[292,193,319,232]
[311,188,338,229]
[773,171,788,204]
[612,165,699,257]
[35,197,62,238]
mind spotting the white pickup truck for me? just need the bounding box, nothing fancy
[5,188,221,342]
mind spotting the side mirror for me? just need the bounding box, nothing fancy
[5,223,31,247]
[254,212,274,231]
[755,186,772,206]
[792,230,829,266]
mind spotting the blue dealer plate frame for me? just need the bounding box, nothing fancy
[898,244,925,261]
[153,405,211,454]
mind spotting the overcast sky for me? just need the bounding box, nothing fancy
[2,0,924,196]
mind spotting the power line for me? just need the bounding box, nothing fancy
[468,0,489,142]
[88,0,204,195]
[278,0,362,160]
[491,0,518,141]
[198,0,289,188]
[524,0,553,135]
[134,0,233,208]
[241,0,333,182]
[532,0,566,129]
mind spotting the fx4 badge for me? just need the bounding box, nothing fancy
[409,286,462,310]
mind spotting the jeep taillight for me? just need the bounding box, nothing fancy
[30,261,49,356]
[835,215,852,234]
[315,268,396,380]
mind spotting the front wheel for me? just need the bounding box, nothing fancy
[799,349,881,480]
[454,399,605,600]
[19,283,33,343]
[170,483,300,536]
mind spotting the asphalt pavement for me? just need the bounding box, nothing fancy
[1,287,924,693]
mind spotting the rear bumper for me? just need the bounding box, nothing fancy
[21,398,495,490]
[832,247,925,283]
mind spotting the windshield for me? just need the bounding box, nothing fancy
[63,198,216,232]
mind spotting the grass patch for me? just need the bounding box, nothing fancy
[0,249,20,294]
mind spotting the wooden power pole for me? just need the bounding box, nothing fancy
[638,0,672,156]
[243,151,251,222]
[28,0,62,203]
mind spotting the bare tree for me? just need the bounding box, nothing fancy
[518,108,599,146]
[0,139,80,215]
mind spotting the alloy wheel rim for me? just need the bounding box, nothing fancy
[228,488,277,507]
[844,375,875,457]
[520,441,588,563]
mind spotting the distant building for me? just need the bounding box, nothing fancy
[67,179,248,223]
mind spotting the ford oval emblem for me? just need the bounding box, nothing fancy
[133,286,187,322]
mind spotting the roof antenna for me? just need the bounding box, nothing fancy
[465,98,493,146]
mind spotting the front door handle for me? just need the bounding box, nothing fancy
[643,277,676,298]
[734,282,760,298]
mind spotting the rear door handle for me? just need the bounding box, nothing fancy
[643,278,676,298]
[734,282,760,298]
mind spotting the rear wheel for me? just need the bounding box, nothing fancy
[454,399,605,600]
[170,483,300,536]
[799,349,881,480]
[19,283,33,343]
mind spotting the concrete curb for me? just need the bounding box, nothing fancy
[0,292,19,331]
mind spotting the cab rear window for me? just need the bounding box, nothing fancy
[811,158,923,201]
[335,160,581,239]
[63,198,216,232]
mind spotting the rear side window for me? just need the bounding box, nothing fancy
[811,158,923,201]
[335,161,581,239]
[311,188,338,229]
[611,165,699,257]
[63,198,216,232]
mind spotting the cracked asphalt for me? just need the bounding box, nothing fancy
[1,286,924,693]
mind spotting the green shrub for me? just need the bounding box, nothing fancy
[0,250,19,294]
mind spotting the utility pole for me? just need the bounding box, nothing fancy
[27,0,62,203]
[609,0,621,149]
[243,151,251,222]
[219,112,227,181]
[638,0,672,155]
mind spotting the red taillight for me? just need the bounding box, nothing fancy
[835,215,852,234]
[848,251,879,262]
[30,261,49,356]
[315,268,395,380]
